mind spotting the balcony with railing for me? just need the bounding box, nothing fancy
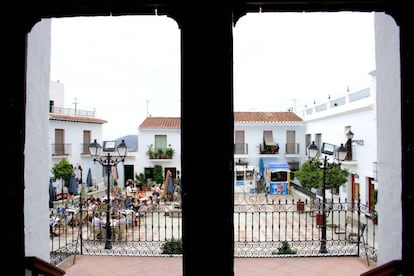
[234,143,248,155]
[80,143,90,155]
[259,143,280,155]
[50,105,95,117]
[51,143,72,157]
[285,143,300,155]
[147,146,175,160]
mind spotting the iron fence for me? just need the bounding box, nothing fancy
[49,190,377,265]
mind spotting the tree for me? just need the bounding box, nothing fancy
[135,172,147,187]
[51,158,74,187]
[294,160,321,190]
[153,165,164,184]
[295,158,349,191]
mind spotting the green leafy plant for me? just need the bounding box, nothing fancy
[135,172,146,186]
[166,147,175,158]
[272,241,297,255]
[146,145,154,158]
[153,165,164,184]
[161,237,182,254]
[51,158,74,186]
[295,159,349,191]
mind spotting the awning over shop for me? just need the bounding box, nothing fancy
[263,130,276,146]
[259,157,290,173]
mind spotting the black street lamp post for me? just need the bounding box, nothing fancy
[308,141,346,253]
[89,139,128,250]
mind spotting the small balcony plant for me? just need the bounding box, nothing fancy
[157,148,164,159]
[166,146,175,158]
[146,145,154,159]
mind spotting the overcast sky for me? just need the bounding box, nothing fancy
[50,12,375,140]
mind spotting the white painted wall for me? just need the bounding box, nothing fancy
[375,12,402,265]
[235,122,305,168]
[304,85,377,205]
[136,127,181,176]
[49,81,64,107]
[25,18,51,261]
[24,12,402,267]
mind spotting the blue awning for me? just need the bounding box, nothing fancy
[259,158,290,172]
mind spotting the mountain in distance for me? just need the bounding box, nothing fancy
[116,135,138,151]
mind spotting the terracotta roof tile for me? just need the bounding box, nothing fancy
[139,117,181,129]
[234,112,303,123]
[49,113,107,124]
[139,112,302,129]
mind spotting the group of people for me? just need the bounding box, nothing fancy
[49,177,182,239]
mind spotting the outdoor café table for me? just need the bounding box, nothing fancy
[66,207,81,226]
[119,209,134,215]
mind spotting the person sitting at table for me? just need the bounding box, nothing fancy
[87,200,97,222]
[112,213,128,240]
[124,196,133,209]
[91,212,105,239]
[137,187,147,202]
[125,180,133,198]
[67,192,75,207]
[137,196,153,217]
[131,197,139,212]
[49,210,60,237]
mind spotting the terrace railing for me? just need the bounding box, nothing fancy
[49,189,376,265]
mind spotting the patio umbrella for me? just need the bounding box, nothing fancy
[86,168,92,187]
[68,173,78,196]
[166,171,175,198]
[49,178,56,202]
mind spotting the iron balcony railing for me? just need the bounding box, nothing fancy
[51,143,72,156]
[49,191,377,265]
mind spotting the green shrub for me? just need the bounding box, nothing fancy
[161,237,183,254]
[272,241,297,255]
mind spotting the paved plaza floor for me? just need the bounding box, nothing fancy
[59,255,375,275]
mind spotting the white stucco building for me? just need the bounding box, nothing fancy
[25,12,401,267]
[303,71,377,208]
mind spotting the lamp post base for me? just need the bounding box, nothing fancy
[104,240,113,250]
[104,220,112,249]
[319,237,328,253]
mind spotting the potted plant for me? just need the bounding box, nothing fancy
[157,148,164,159]
[272,241,297,255]
[146,145,154,159]
[166,146,175,158]
[161,237,182,254]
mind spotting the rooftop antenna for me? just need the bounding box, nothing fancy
[292,98,297,113]
[146,100,149,117]
[73,97,79,115]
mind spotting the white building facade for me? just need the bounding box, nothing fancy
[25,12,401,266]
[49,80,108,197]
[302,72,378,208]
[136,117,181,184]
